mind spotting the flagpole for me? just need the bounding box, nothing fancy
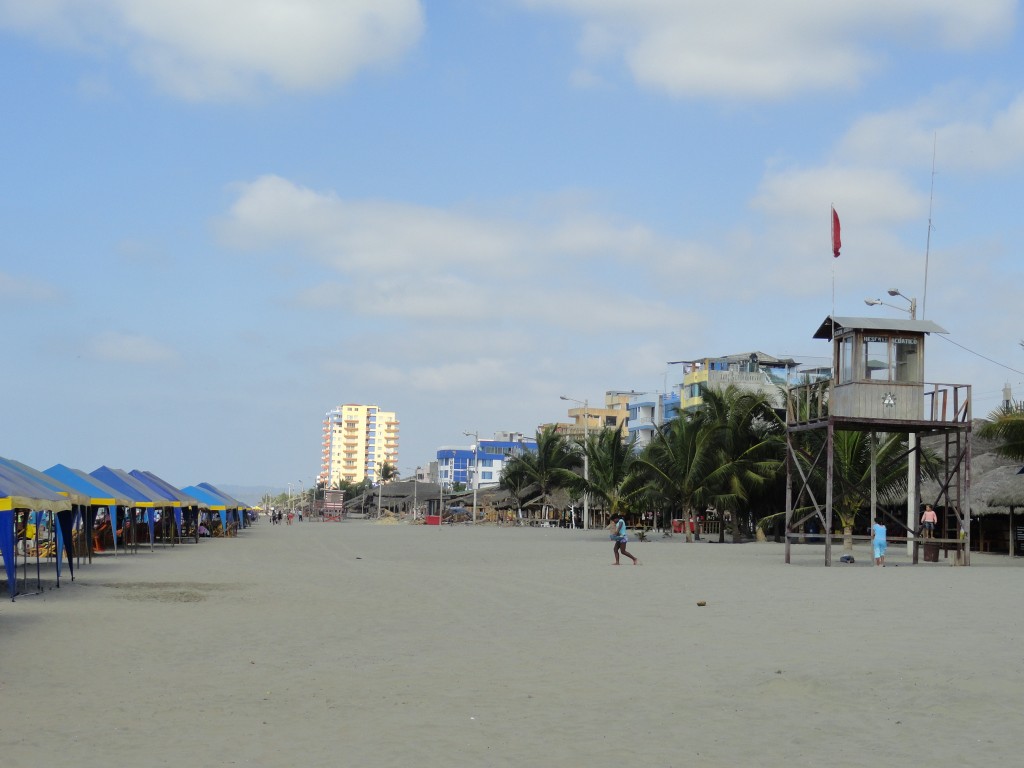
[831,205,836,324]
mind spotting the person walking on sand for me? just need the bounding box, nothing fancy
[871,517,887,567]
[920,504,938,539]
[611,515,640,566]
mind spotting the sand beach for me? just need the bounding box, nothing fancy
[3,520,1022,768]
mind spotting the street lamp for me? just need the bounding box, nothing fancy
[560,395,589,530]
[864,289,917,319]
[887,288,917,319]
[463,431,479,524]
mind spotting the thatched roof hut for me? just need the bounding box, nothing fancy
[915,421,1024,554]
[917,422,1024,517]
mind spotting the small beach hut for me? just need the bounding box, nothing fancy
[985,467,1024,556]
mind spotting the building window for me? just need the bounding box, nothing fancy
[863,336,892,381]
[894,338,920,382]
[839,335,854,384]
[482,471,493,480]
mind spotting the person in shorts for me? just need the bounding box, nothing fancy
[871,517,887,566]
[610,515,640,566]
[920,504,938,539]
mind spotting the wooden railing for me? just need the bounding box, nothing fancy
[786,381,970,426]
[923,383,972,423]
[786,380,831,426]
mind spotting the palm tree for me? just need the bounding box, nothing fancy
[694,385,785,542]
[498,457,535,522]
[580,429,645,527]
[977,402,1024,461]
[638,414,726,542]
[499,425,580,520]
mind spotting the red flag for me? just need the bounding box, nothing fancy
[831,206,841,258]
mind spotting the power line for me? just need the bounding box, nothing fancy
[935,334,1024,376]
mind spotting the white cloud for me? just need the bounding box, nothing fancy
[839,89,1024,173]
[0,272,62,303]
[87,331,178,364]
[0,0,424,100]
[520,0,1015,99]
[219,175,523,273]
[219,174,696,333]
[754,165,924,222]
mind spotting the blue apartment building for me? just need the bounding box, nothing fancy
[435,432,538,490]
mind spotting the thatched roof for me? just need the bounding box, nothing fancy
[917,422,1024,516]
[982,465,1024,509]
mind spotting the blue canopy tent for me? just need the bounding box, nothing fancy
[198,482,251,530]
[90,467,175,551]
[44,465,132,554]
[0,468,71,601]
[0,457,91,584]
[180,485,235,536]
[130,470,206,543]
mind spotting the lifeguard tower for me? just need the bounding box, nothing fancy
[785,315,972,565]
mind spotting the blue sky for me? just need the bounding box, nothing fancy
[3,1,1023,490]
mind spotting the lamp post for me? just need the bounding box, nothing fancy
[887,289,917,319]
[866,289,919,555]
[463,432,479,524]
[376,463,383,519]
[864,289,916,319]
[560,395,589,530]
[407,467,418,520]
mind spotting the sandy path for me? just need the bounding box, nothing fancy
[2,521,1021,767]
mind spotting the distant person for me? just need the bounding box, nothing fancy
[871,517,887,567]
[920,505,938,539]
[610,515,640,566]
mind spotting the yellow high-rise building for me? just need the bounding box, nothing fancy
[319,404,399,487]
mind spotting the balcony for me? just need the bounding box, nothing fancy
[786,380,971,428]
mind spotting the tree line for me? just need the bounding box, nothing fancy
[497,383,1022,543]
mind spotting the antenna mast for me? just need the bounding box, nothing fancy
[922,134,936,318]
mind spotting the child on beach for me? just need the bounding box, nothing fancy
[871,517,887,567]
[920,504,938,539]
[610,515,640,566]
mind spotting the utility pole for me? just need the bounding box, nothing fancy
[464,431,479,524]
[560,396,590,529]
